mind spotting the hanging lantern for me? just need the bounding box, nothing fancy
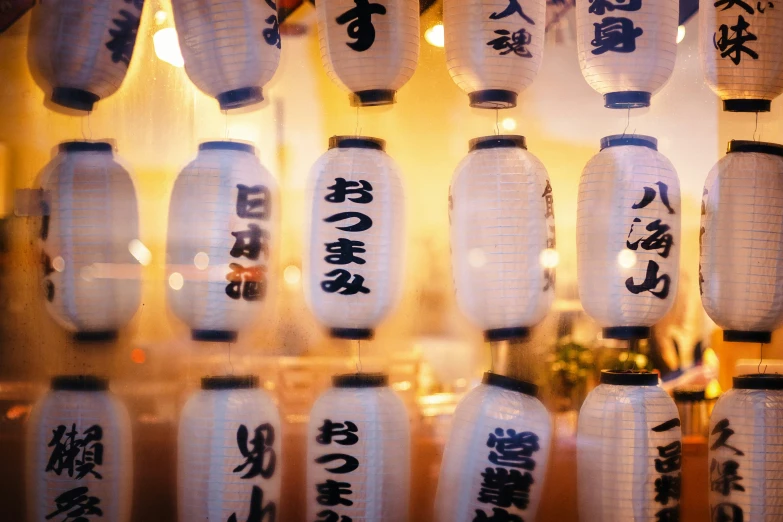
[306,373,410,521]
[28,0,144,111]
[167,141,278,342]
[577,371,682,521]
[27,375,133,522]
[450,135,555,341]
[171,0,282,111]
[708,374,783,520]
[443,0,545,108]
[575,0,678,108]
[179,375,282,522]
[701,141,783,344]
[434,372,552,522]
[576,135,681,340]
[40,141,141,341]
[304,137,404,340]
[315,0,419,106]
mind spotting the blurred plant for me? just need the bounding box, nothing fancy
[547,338,595,411]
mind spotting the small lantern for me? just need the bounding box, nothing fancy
[435,372,552,522]
[576,135,681,340]
[27,375,133,522]
[701,141,783,344]
[444,0,546,108]
[179,376,282,522]
[171,0,282,111]
[304,137,405,340]
[40,141,141,341]
[316,0,419,106]
[450,136,555,341]
[166,141,278,342]
[709,374,783,520]
[577,371,682,521]
[306,373,410,521]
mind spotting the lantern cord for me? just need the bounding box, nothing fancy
[495,109,500,135]
[355,106,360,137]
[622,108,630,138]
[753,111,759,142]
[224,110,229,140]
[355,340,362,373]
[227,342,235,376]
[759,343,767,374]
[628,339,639,371]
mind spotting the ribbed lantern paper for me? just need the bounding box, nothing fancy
[576,135,681,340]
[40,141,141,341]
[578,371,682,522]
[450,136,555,341]
[306,373,410,522]
[304,137,404,340]
[179,376,282,522]
[444,0,546,108]
[28,0,144,111]
[701,141,783,344]
[316,0,419,106]
[167,142,278,342]
[708,374,783,521]
[435,373,552,522]
[27,375,133,522]
[575,0,678,108]
[171,0,282,110]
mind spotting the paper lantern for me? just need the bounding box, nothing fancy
[577,371,682,521]
[179,376,282,522]
[40,141,141,341]
[304,137,404,340]
[27,375,133,522]
[450,135,555,341]
[575,0,678,108]
[306,373,410,522]
[576,135,681,340]
[171,0,282,110]
[700,141,783,344]
[167,141,278,342]
[708,374,783,521]
[28,0,144,111]
[316,0,419,106]
[435,372,551,522]
[444,0,546,108]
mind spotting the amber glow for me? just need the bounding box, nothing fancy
[130,348,147,364]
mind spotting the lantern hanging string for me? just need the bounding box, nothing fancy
[227,341,235,376]
[622,108,630,138]
[627,338,639,371]
[753,111,759,142]
[759,342,767,374]
[495,109,500,136]
[81,112,93,141]
[224,110,229,140]
[355,339,363,373]
[355,105,360,138]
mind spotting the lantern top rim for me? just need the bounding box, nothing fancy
[727,140,783,157]
[469,135,527,152]
[199,141,256,155]
[733,373,783,390]
[600,370,659,386]
[600,135,658,151]
[59,141,113,154]
[51,374,109,392]
[332,373,389,388]
[328,136,386,151]
[673,386,706,402]
[201,375,259,390]
[482,372,538,397]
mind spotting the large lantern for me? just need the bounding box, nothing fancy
[179,376,282,522]
[435,373,552,522]
[576,135,681,340]
[701,141,783,344]
[575,0,678,108]
[450,136,555,341]
[577,371,682,521]
[304,137,404,340]
[28,0,144,111]
[444,0,546,108]
[27,375,133,522]
[306,373,410,522]
[171,0,282,111]
[708,374,783,520]
[316,0,419,106]
[40,141,141,341]
[167,141,278,342]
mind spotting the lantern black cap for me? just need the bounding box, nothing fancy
[470,136,527,152]
[201,375,259,390]
[603,326,651,340]
[727,140,783,158]
[51,87,100,112]
[191,330,239,343]
[330,328,373,340]
[216,87,263,111]
[483,372,538,397]
[733,374,783,390]
[723,330,772,344]
[604,91,651,109]
[332,373,389,388]
[329,136,385,151]
[600,370,659,386]
[600,135,658,151]
[51,375,109,392]
[59,141,113,154]
[350,90,396,107]
[723,99,771,113]
[73,330,118,342]
[673,386,706,402]
[469,89,518,109]
[484,327,530,342]
[199,141,256,155]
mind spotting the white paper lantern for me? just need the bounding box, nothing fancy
[40,141,141,341]
[178,375,282,522]
[577,371,682,522]
[304,137,404,340]
[167,141,279,342]
[27,375,133,522]
[435,372,552,522]
[450,136,555,341]
[576,135,681,340]
[28,0,144,111]
[316,0,419,106]
[700,141,783,344]
[171,0,282,110]
[575,0,678,108]
[306,373,410,522]
[444,0,546,108]
[708,374,783,521]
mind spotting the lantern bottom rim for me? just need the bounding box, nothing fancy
[483,372,538,396]
[723,99,771,112]
[602,326,650,340]
[51,87,99,112]
[603,91,650,109]
[191,330,239,343]
[469,89,517,109]
[350,90,396,107]
[484,327,530,342]
[723,330,771,344]
[217,87,263,111]
[74,330,118,343]
[330,328,374,340]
